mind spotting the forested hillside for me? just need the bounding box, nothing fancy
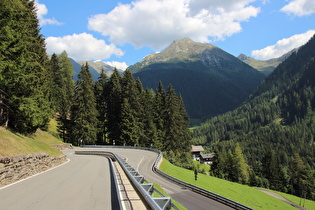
[193,35,315,200]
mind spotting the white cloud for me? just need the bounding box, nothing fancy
[104,61,128,70]
[35,1,62,26]
[281,0,315,16]
[45,33,124,60]
[88,0,260,50]
[251,30,315,60]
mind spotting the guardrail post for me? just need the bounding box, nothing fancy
[141,183,154,195]
[153,197,172,210]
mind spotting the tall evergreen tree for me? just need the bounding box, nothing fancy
[56,51,75,142]
[106,69,122,145]
[70,63,98,145]
[94,70,109,144]
[49,53,63,111]
[163,85,191,153]
[0,0,51,133]
[140,88,158,147]
[290,153,314,200]
[232,143,250,184]
[120,98,139,146]
[262,149,288,191]
[119,70,142,146]
[153,81,166,150]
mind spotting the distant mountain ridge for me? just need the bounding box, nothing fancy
[128,38,265,124]
[238,48,298,75]
[70,59,124,81]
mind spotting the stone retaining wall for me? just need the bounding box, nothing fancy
[0,154,67,186]
[51,143,73,150]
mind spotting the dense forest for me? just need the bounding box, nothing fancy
[193,35,315,200]
[0,0,192,162]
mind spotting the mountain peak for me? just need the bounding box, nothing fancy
[165,38,216,55]
[135,38,218,69]
[237,53,250,61]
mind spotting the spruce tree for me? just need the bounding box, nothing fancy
[56,51,74,142]
[153,81,166,150]
[0,0,51,133]
[120,98,139,146]
[49,53,63,111]
[140,88,158,147]
[70,63,98,145]
[94,70,108,144]
[106,69,122,145]
[163,85,191,153]
[290,153,314,199]
[120,70,142,146]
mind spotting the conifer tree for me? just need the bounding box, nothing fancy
[120,98,139,146]
[49,53,63,111]
[56,51,75,142]
[153,81,166,150]
[262,149,287,191]
[290,153,314,199]
[0,0,51,133]
[232,143,250,184]
[163,85,191,153]
[106,69,122,145]
[70,63,98,145]
[140,88,158,147]
[57,51,75,118]
[120,70,142,146]
[94,70,108,144]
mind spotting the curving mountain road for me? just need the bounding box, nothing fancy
[84,147,233,210]
[0,150,112,210]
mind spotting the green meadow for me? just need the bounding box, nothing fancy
[160,158,315,210]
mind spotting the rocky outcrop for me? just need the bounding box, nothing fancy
[0,153,67,187]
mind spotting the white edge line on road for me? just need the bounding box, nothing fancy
[0,158,70,191]
[136,156,144,171]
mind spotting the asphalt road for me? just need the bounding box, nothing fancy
[0,150,111,210]
[85,147,233,210]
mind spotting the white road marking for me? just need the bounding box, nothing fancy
[136,156,144,171]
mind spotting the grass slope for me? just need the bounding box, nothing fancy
[160,158,315,210]
[0,127,63,157]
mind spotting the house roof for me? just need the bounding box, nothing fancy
[191,145,204,152]
[201,153,214,159]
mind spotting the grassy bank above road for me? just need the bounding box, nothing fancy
[0,127,63,157]
[160,158,315,210]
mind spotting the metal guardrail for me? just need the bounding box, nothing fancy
[80,146,253,210]
[75,150,172,210]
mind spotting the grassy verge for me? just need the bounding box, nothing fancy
[0,127,64,157]
[160,158,315,210]
[271,190,315,210]
[151,182,187,210]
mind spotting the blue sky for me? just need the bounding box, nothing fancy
[36,0,315,70]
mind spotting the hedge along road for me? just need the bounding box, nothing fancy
[0,150,111,210]
[83,147,233,210]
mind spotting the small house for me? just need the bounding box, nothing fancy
[191,145,204,161]
[200,153,215,165]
